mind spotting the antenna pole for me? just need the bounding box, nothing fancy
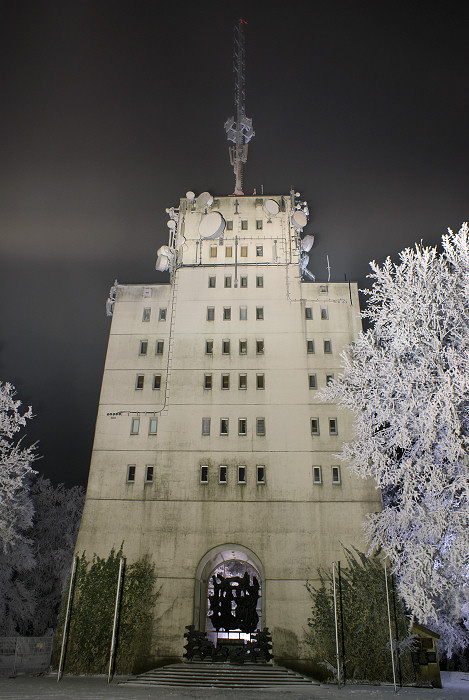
[224,19,254,195]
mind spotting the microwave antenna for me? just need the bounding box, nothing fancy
[224,18,255,196]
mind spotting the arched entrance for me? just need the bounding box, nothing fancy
[194,544,265,646]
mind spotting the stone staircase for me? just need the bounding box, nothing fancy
[120,661,319,688]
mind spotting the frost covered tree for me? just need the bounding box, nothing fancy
[322,224,469,655]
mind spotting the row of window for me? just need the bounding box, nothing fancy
[128,416,337,437]
[206,306,265,321]
[305,306,329,320]
[140,338,332,357]
[205,338,264,354]
[134,372,332,392]
[209,274,263,288]
[209,242,264,259]
[142,307,166,322]
[200,464,265,484]
[140,283,331,300]
[130,417,158,435]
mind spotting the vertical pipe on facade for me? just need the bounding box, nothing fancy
[57,555,78,681]
[107,557,126,683]
[332,562,341,689]
[338,560,346,685]
[384,561,397,692]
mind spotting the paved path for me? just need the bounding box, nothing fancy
[0,672,468,699]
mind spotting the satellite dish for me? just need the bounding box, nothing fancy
[299,254,309,271]
[158,245,172,256]
[199,211,226,239]
[301,234,315,252]
[155,254,169,272]
[167,220,176,230]
[263,199,279,217]
[186,191,195,200]
[197,191,213,209]
[175,235,186,247]
[292,210,308,230]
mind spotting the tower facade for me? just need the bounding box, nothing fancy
[75,191,381,673]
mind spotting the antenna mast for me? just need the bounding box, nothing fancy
[224,18,255,196]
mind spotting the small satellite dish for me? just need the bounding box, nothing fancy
[199,211,226,239]
[197,191,213,209]
[167,220,176,230]
[186,191,195,200]
[301,234,315,252]
[155,254,169,272]
[292,210,308,230]
[175,235,186,247]
[263,199,279,217]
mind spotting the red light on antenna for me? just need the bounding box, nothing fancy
[239,18,247,25]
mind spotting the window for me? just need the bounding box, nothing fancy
[256,339,264,354]
[324,339,332,354]
[320,284,328,293]
[219,465,227,483]
[239,339,247,354]
[142,308,151,322]
[139,340,148,355]
[256,307,264,320]
[256,275,263,288]
[240,276,248,288]
[256,374,265,389]
[210,246,217,258]
[143,287,152,298]
[225,246,233,258]
[241,220,248,230]
[226,221,233,231]
[305,307,313,320]
[239,373,247,389]
[332,466,341,484]
[208,276,216,288]
[240,246,248,257]
[145,466,154,483]
[156,340,164,355]
[221,374,230,389]
[256,418,266,436]
[159,308,167,321]
[204,374,212,390]
[131,418,140,435]
[321,307,328,320]
[202,417,211,436]
[307,339,315,354]
[329,418,338,435]
[207,307,215,321]
[153,374,162,390]
[127,465,136,482]
[224,275,232,288]
[256,220,263,230]
[238,466,247,483]
[239,306,247,320]
[206,340,213,354]
[223,307,231,320]
[311,418,320,435]
[257,465,265,484]
[256,245,263,257]
[220,418,229,435]
[149,418,158,435]
[308,373,317,390]
[136,375,144,390]
[326,373,334,386]
[313,466,322,484]
[200,465,208,483]
[238,418,247,435]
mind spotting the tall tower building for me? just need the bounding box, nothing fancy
[74,22,381,675]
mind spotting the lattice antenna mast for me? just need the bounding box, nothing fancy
[224,19,255,196]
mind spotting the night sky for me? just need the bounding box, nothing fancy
[1,2,468,487]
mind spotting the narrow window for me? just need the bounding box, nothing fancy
[256,307,264,320]
[256,418,266,436]
[256,245,263,257]
[332,466,341,484]
[219,465,227,483]
[240,276,248,288]
[153,374,162,390]
[149,418,158,435]
[320,284,328,293]
[208,276,216,288]
[256,275,263,288]
[220,418,229,435]
[145,466,154,483]
[305,307,313,320]
[256,374,265,390]
[239,306,247,320]
[210,246,217,258]
[207,307,215,321]
[206,339,213,354]
[239,339,247,355]
[136,375,144,390]
[127,465,136,482]
[321,307,328,320]
[239,374,247,390]
[131,418,140,435]
[238,418,247,435]
[311,418,320,435]
[226,221,233,231]
[225,245,233,257]
[202,417,211,435]
[222,339,230,354]
[156,340,164,355]
[324,339,332,354]
[313,466,322,484]
[307,339,315,354]
[238,466,247,483]
[143,287,152,298]
[142,308,151,322]
[224,275,232,288]
[139,340,148,355]
[329,418,338,435]
[256,465,265,484]
[256,339,264,354]
[200,466,209,483]
[241,220,248,230]
[256,220,263,230]
[204,374,212,389]
[240,245,248,257]
[326,373,334,386]
[221,374,230,389]
[308,373,317,389]
[223,307,231,320]
[159,308,167,321]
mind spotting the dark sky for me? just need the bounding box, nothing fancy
[1,1,468,487]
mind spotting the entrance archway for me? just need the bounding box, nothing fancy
[194,544,265,645]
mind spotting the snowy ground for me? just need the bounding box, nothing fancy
[0,672,468,700]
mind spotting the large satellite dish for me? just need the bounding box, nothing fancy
[155,254,169,272]
[292,210,308,230]
[301,234,315,252]
[197,191,213,209]
[199,211,226,239]
[263,199,279,217]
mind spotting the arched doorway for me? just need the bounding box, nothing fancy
[194,545,265,646]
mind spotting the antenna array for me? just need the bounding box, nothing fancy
[224,19,255,195]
